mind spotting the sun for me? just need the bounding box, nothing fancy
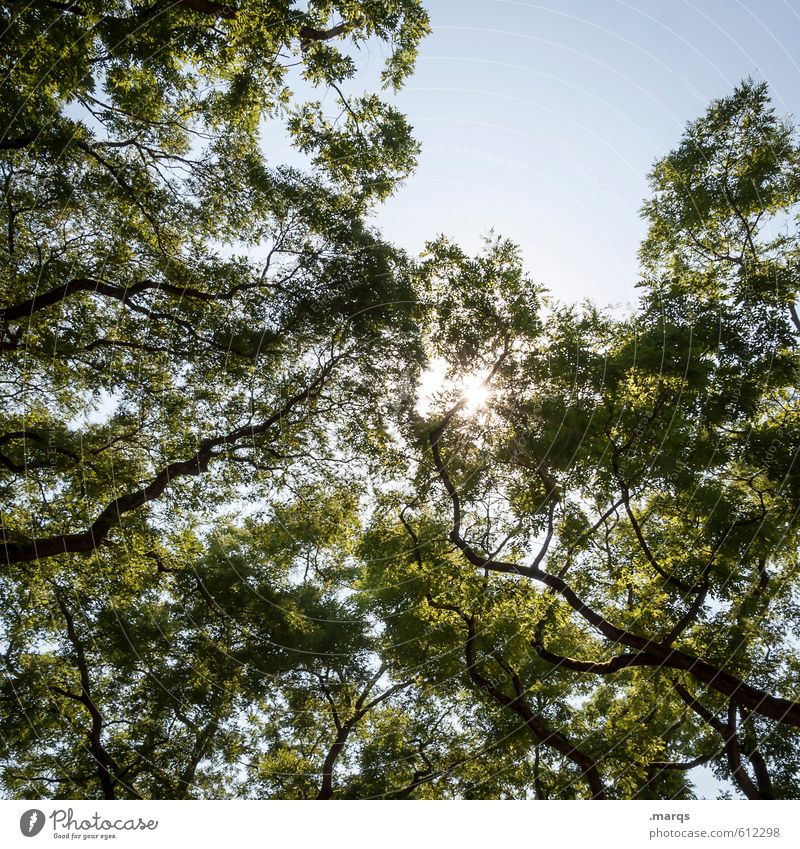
[462,376,490,412]
[416,359,494,416]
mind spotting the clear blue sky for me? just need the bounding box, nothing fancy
[369,0,800,309]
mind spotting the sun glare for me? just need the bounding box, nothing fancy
[416,359,492,416]
[462,376,490,412]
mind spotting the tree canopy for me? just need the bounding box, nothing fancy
[1,3,799,800]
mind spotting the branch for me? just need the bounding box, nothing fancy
[616,478,695,593]
[459,613,606,799]
[0,132,38,151]
[51,590,129,799]
[299,21,352,47]
[649,751,717,772]
[315,671,413,800]
[1,276,228,323]
[532,643,653,675]
[429,410,800,728]
[673,682,765,800]
[738,706,775,799]
[661,578,709,646]
[723,701,762,800]
[2,356,339,564]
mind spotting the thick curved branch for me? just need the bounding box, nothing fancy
[532,643,653,675]
[738,706,775,799]
[723,701,762,800]
[528,572,800,726]
[0,133,38,151]
[673,683,773,800]
[316,722,352,801]
[299,22,351,45]
[426,589,606,798]
[458,614,606,799]
[429,413,800,727]
[0,275,237,323]
[2,357,339,565]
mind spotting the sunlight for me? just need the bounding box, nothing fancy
[416,358,493,416]
[462,374,491,412]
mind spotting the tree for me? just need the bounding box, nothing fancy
[0,0,429,565]
[376,81,800,798]
[1,8,799,801]
[1,0,432,799]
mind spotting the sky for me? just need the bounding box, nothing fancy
[369,0,800,311]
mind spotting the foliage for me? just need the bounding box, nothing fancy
[1,8,799,800]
